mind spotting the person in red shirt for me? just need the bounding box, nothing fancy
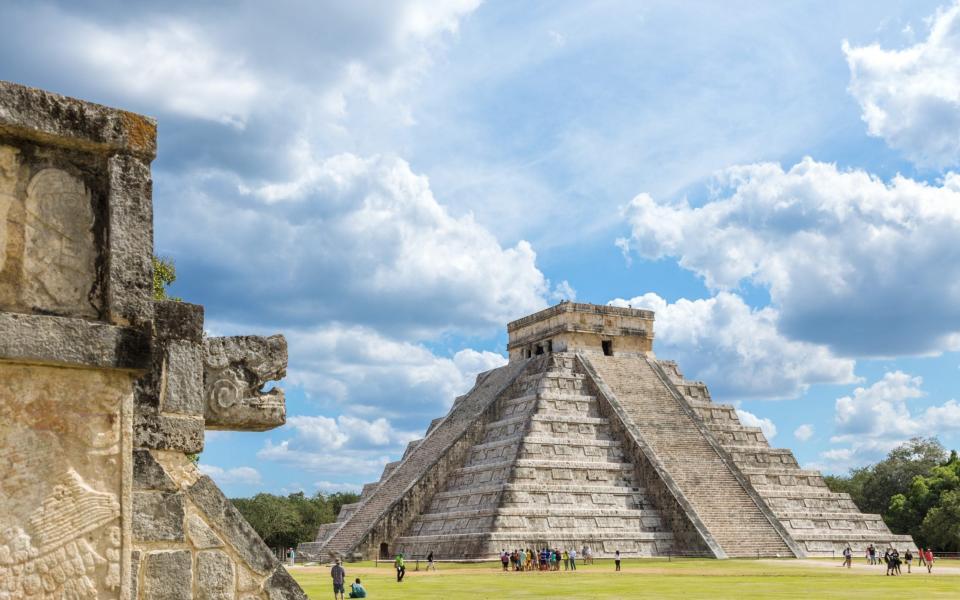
[924,548,934,573]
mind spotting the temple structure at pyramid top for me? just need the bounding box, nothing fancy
[299,303,913,561]
[507,302,654,360]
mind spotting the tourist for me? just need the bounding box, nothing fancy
[288,547,296,566]
[883,548,892,575]
[904,548,913,573]
[539,548,548,571]
[585,546,594,565]
[615,550,621,572]
[501,550,509,571]
[563,549,569,571]
[842,545,852,568]
[395,553,405,582]
[866,544,874,565]
[553,548,560,571]
[331,559,346,600]
[526,548,533,572]
[348,578,367,598]
[426,550,436,571]
[925,548,934,573]
[569,548,577,571]
[918,547,926,567]
[891,548,901,575]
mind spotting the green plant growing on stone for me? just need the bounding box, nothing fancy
[153,255,197,463]
[153,255,181,301]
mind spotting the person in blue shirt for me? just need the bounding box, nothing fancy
[348,578,367,598]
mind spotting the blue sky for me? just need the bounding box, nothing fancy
[5,0,960,496]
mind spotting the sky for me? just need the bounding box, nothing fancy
[4,0,960,497]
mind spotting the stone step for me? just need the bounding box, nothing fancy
[414,506,665,521]
[585,355,795,557]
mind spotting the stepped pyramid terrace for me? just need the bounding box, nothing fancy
[298,302,913,561]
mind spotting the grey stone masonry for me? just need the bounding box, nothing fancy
[301,358,532,560]
[1,81,306,600]
[662,360,914,556]
[394,353,677,558]
[302,301,918,561]
[586,355,800,558]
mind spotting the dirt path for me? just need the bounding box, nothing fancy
[760,559,960,576]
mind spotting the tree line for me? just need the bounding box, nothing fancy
[231,491,360,550]
[824,437,960,551]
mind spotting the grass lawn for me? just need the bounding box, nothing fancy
[289,558,960,599]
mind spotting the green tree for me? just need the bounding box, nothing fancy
[920,489,960,552]
[860,438,946,515]
[231,491,360,551]
[153,255,180,301]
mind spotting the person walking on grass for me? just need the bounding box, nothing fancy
[395,553,405,582]
[925,548,934,573]
[615,550,621,572]
[426,550,436,571]
[569,548,577,571]
[842,545,852,568]
[904,548,913,573]
[563,549,569,571]
[330,559,346,600]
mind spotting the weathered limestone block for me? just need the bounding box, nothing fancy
[163,340,205,415]
[133,492,185,542]
[204,335,287,431]
[143,550,192,600]
[0,363,134,599]
[187,476,278,576]
[0,143,100,317]
[187,514,225,550]
[196,550,235,600]
[134,449,178,491]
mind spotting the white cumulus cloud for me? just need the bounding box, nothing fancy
[844,1,960,168]
[609,292,857,399]
[819,371,960,470]
[170,153,550,336]
[257,413,422,480]
[619,159,960,356]
[735,409,778,442]
[199,464,263,485]
[793,424,814,441]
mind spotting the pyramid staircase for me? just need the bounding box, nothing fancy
[297,302,915,561]
[393,353,676,558]
[656,360,914,556]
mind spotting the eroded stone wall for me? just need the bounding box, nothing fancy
[0,81,304,600]
[1,365,135,599]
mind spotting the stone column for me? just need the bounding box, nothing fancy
[0,81,156,600]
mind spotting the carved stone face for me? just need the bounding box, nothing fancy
[203,335,287,431]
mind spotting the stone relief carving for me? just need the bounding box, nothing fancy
[204,335,287,431]
[0,145,18,273]
[1,365,131,600]
[22,168,97,316]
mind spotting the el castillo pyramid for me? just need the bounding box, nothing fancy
[299,302,913,560]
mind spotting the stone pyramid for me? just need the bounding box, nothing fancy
[299,303,913,560]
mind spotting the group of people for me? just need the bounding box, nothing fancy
[841,545,936,574]
[499,546,600,572]
[329,560,366,599]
